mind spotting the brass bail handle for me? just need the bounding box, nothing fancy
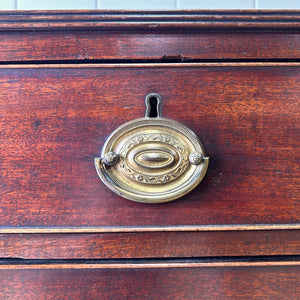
[95,92,209,203]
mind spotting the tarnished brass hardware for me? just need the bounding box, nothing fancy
[95,93,209,203]
[102,152,119,167]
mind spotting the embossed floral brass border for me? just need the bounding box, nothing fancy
[95,93,209,203]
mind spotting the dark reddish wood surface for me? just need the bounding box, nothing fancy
[0,230,299,259]
[0,65,299,227]
[0,11,299,297]
[0,265,299,299]
[0,11,300,62]
[0,10,300,31]
[1,32,300,62]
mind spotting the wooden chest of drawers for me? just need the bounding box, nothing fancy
[0,10,299,299]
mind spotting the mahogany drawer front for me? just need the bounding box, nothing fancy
[0,263,299,299]
[0,230,300,259]
[1,32,300,62]
[0,64,299,228]
[0,11,300,298]
[0,11,300,62]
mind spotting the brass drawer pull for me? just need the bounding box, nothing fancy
[95,93,209,203]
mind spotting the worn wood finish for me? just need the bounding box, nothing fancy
[0,64,299,227]
[0,11,299,62]
[0,10,300,31]
[2,261,300,269]
[1,32,300,62]
[0,264,299,299]
[0,223,299,233]
[0,230,299,259]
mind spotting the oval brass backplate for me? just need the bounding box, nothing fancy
[95,93,209,203]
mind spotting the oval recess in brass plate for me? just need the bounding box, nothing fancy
[95,93,209,203]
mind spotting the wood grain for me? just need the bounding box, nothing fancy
[0,32,300,62]
[0,223,299,233]
[1,261,300,269]
[0,10,299,30]
[0,12,299,62]
[0,11,299,298]
[0,230,299,259]
[0,64,299,227]
[0,264,299,299]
